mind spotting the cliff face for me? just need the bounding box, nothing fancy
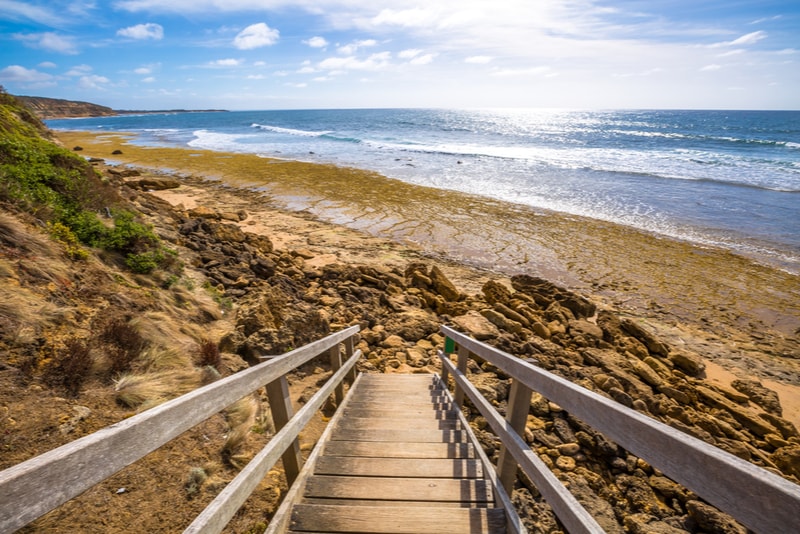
[15,96,117,119]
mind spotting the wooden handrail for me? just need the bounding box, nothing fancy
[439,353,604,534]
[440,325,800,534]
[0,325,360,533]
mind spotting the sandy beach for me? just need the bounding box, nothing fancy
[56,130,800,426]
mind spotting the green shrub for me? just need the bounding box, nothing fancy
[48,221,88,260]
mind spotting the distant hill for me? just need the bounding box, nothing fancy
[15,95,228,119]
[16,96,117,119]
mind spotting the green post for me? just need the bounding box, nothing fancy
[444,337,455,354]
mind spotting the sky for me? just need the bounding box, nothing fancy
[0,0,798,110]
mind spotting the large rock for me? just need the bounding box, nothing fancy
[668,349,705,376]
[127,177,181,190]
[384,309,438,341]
[429,265,460,301]
[686,500,747,534]
[482,279,512,305]
[771,445,800,479]
[452,311,500,341]
[621,319,669,357]
[731,379,782,416]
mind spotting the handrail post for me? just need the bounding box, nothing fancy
[441,336,454,386]
[266,376,302,486]
[453,345,470,408]
[329,344,344,405]
[497,379,532,495]
[344,334,357,384]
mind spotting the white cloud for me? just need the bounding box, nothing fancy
[337,39,377,55]
[0,65,54,83]
[209,58,242,67]
[0,0,67,26]
[135,67,152,75]
[398,49,422,59]
[65,64,93,76]
[711,31,767,48]
[370,7,439,28]
[409,53,434,65]
[117,23,164,40]
[297,66,316,74]
[700,64,721,71]
[233,22,279,50]
[319,52,391,71]
[304,36,329,48]
[38,61,57,69]
[14,32,78,54]
[79,75,110,90]
[141,76,156,82]
[253,61,267,66]
[247,74,266,79]
[465,56,493,64]
[285,82,308,88]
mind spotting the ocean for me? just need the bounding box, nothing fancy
[47,108,800,274]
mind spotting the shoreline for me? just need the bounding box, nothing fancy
[56,130,800,418]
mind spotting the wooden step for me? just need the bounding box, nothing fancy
[314,457,483,478]
[303,476,493,503]
[334,416,462,431]
[330,428,469,443]
[322,441,475,459]
[288,503,506,533]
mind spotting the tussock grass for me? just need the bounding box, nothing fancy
[222,395,258,466]
[114,369,202,410]
[0,212,55,258]
[138,346,191,372]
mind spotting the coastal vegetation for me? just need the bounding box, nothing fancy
[1,91,799,532]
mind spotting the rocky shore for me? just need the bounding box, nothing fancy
[2,126,798,532]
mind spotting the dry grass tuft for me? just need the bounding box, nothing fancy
[0,212,56,258]
[114,369,202,410]
[222,395,258,466]
[138,346,192,372]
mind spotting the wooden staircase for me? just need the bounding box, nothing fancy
[268,373,509,534]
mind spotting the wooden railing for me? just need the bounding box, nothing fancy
[438,325,800,534]
[0,326,361,533]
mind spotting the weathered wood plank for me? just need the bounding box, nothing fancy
[341,408,460,420]
[330,428,469,443]
[0,326,360,533]
[289,504,506,534]
[344,401,454,411]
[266,375,302,486]
[303,476,493,503]
[314,457,483,478]
[300,498,488,508]
[333,417,461,431]
[322,441,475,459]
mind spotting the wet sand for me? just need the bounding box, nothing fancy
[57,130,800,419]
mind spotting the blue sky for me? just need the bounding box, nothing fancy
[0,0,798,110]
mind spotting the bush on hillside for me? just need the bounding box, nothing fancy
[0,91,176,274]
